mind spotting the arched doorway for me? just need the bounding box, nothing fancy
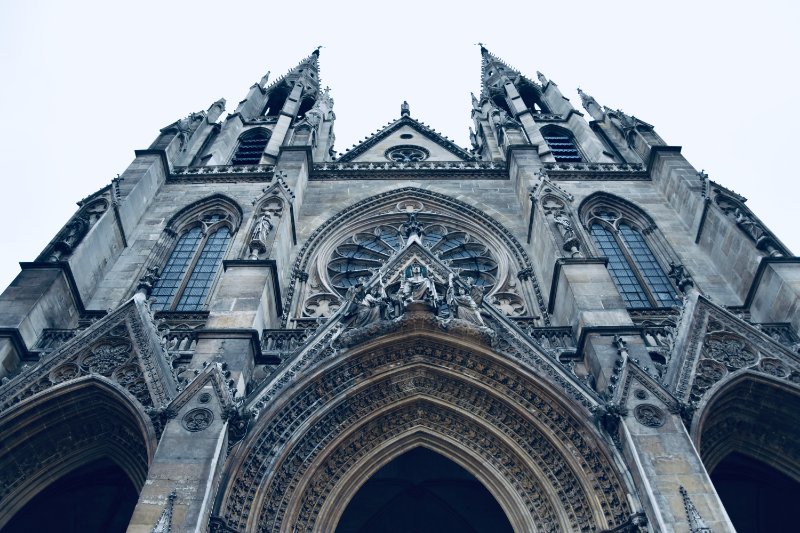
[0,377,156,530]
[336,447,513,533]
[3,458,138,533]
[697,374,800,531]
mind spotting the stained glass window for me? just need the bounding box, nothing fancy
[618,224,680,306]
[150,227,203,311]
[176,227,231,311]
[590,224,650,308]
[149,219,232,311]
[590,221,680,308]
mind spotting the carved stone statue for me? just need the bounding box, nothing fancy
[402,264,438,304]
[446,273,485,327]
[349,283,388,328]
[248,213,274,259]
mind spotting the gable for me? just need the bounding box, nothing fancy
[339,118,473,163]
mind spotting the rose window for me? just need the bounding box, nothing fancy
[327,221,497,294]
[385,146,428,163]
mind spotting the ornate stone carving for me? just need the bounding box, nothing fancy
[286,188,548,327]
[634,404,666,428]
[446,272,485,327]
[680,486,712,533]
[225,337,630,532]
[42,197,109,261]
[182,408,214,432]
[151,491,177,533]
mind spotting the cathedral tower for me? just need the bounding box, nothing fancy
[0,47,798,532]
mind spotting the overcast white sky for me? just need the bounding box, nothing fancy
[0,1,798,293]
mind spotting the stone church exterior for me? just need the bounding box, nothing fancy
[0,47,798,532]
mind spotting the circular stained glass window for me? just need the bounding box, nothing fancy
[327,221,497,295]
[385,145,429,163]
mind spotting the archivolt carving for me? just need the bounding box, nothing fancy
[218,338,631,532]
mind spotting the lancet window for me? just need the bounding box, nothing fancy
[586,208,680,308]
[542,126,583,163]
[150,213,234,311]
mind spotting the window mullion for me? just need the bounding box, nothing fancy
[614,229,659,307]
[170,232,209,311]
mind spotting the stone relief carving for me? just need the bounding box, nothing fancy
[714,192,785,257]
[182,408,214,432]
[676,299,800,408]
[0,299,178,415]
[43,197,109,262]
[221,345,631,532]
[633,404,666,428]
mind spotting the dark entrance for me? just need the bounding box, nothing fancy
[336,447,513,533]
[4,458,139,533]
[711,452,800,532]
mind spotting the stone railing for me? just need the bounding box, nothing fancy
[532,114,566,122]
[524,326,577,352]
[261,329,313,360]
[170,164,275,181]
[311,160,505,180]
[543,161,646,180]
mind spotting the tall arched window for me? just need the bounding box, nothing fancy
[584,203,680,309]
[231,129,270,166]
[150,207,237,312]
[541,126,583,163]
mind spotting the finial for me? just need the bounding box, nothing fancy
[576,87,598,111]
[260,71,270,86]
[537,71,548,85]
[476,42,488,54]
[313,45,323,56]
[401,101,410,117]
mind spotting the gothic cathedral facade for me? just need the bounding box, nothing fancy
[0,47,798,532]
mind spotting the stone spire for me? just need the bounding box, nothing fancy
[478,44,521,97]
[577,87,604,121]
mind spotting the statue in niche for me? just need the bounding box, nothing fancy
[402,263,438,304]
[48,215,89,261]
[446,273,486,327]
[247,212,274,259]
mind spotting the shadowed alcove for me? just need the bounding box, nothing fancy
[335,447,513,533]
[699,375,800,532]
[3,458,138,533]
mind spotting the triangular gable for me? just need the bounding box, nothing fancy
[671,295,800,409]
[338,116,473,163]
[0,295,178,415]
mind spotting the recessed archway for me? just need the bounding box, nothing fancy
[335,446,513,533]
[0,377,156,530]
[3,457,139,533]
[215,331,634,532]
[697,373,800,531]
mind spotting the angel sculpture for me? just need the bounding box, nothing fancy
[446,273,486,327]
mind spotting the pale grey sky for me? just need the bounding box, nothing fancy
[0,0,798,292]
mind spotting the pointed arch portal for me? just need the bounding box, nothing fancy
[697,374,800,531]
[335,446,513,533]
[215,325,634,532]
